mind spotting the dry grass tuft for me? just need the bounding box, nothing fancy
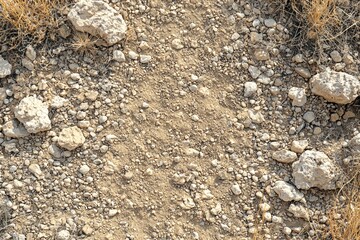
[0,200,10,233]
[0,0,68,49]
[70,32,98,55]
[327,165,360,240]
[270,0,359,52]
[290,0,340,40]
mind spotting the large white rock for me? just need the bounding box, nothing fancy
[58,126,85,150]
[292,150,340,190]
[68,0,127,46]
[0,56,12,78]
[310,69,360,104]
[273,180,303,202]
[14,96,51,133]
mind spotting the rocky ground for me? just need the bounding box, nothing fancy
[0,0,359,239]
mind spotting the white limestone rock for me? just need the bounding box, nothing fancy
[57,126,85,150]
[292,150,340,190]
[14,96,51,133]
[310,69,360,104]
[68,0,127,46]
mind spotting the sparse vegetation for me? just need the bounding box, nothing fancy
[270,0,359,51]
[70,32,98,55]
[328,166,360,240]
[0,0,67,49]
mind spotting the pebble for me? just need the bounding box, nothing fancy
[288,87,306,107]
[244,82,257,97]
[99,115,108,123]
[272,150,297,163]
[109,209,118,217]
[57,126,85,150]
[171,39,184,50]
[140,54,151,63]
[29,164,42,178]
[295,67,311,79]
[264,18,276,28]
[0,56,12,78]
[330,50,342,63]
[82,224,93,235]
[26,45,36,61]
[231,184,241,195]
[56,230,70,240]
[129,50,139,60]
[79,165,90,175]
[254,49,270,61]
[248,66,261,79]
[113,50,125,62]
[303,111,315,123]
[291,140,308,153]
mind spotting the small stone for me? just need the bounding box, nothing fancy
[291,140,308,153]
[231,184,241,195]
[79,165,90,175]
[272,150,297,163]
[51,96,68,108]
[3,120,30,138]
[292,54,304,63]
[58,24,71,38]
[29,164,42,178]
[254,49,270,61]
[140,55,151,63]
[0,56,12,78]
[259,203,271,212]
[330,113,340,122]
[283,227,292,235]
[295,67,311,79]
[273,180,304,202]
[264,18,276,28]
[313,127,322,135]
[343,111,355,120]
[0,88,6,102]
[288,204,309,220]
[99,116,108,124]
[57,126,85,150]
[22,58,34,71]
[330,50,342,63]
[250,32,263,42]
[113,50,125,62]
[248,66,261,79]
[109,209,118,217]
[231,32,240,41]
[82,224,93,235]
[244,82,257,97]
[172,39,184,50]
[263,212,272,222]
[343,54,354,65]
[129,50,139,60]
[288,87,307,107]
[26,45,36,61]
[124,171,134,180]
[248,109,265,123]
[303,111,315,123]
[56,230,70,240]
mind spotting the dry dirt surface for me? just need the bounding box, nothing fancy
[0,0,359,240]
